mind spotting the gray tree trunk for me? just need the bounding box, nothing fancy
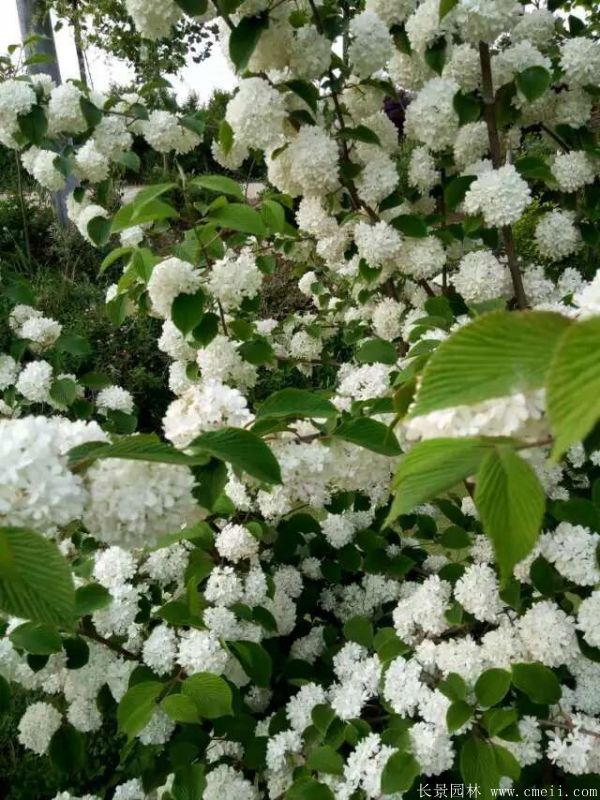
[16,0,71,227]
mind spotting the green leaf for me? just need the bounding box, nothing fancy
[0,675,10,712]
[475,668,511,707]
[63,637,89,669]
[191,174,244,200]
[49,724,84,774]
[117,681,162,739]
[343,616,373,648]
[0,527,75,626]
[306,745,344,775]
[387,438,490,522]
[172,290,206,336]
[74,583,112,617]
[475,446,545,582]
[68,434,208,470]
[18,106,48,145]
[286,778,334,800]
[447,700,473,732]
[445,175,476,211]
[239,337,275,365]
[49,378,78,407]
[87,216,112,247]
[438,672,468,702]
[511,662,561,705]
[117,151,141,173]
[439,0,459,18]
[356,338,398,364]
[285,80,320,114]
[483,708,519,737]
[493,743,521,782]
[260,199,286,234]
[189,427,281,484]
[547,317,600,458]
[209,203,267,236]
[172,764,207,800]
[230,640,272,686]
[161,693,200,723]
[219,119,234,154]
[55,332,92,357]
[80,97,103,127]
[411,311,571,417]
[334,417,402,457]
[424,36,447,74]
[229,14,269,72]
[390,214,428,237]
[380,751,420,794]
[516,66,552,102]
[192,312,219,346]
[174,0,208,14]
[515,155,554,184]
[453,91,482,125]
[460,737,500,800]
[10,622,61,655]
[256,388,337,421]
[181,672,233,719]
[338,125,381,145]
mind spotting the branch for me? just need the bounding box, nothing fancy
[478,42,528,310]
[79,618,138,661]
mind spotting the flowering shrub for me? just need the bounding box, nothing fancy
[1,2,600,799]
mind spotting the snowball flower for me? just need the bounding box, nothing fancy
[124,0,182,40]
[141,110,199,154]
[225,78,286,152]
[560,37,600,87]
[96,385,135,415]
[15,360,53,403]
[147,257,201,319]
[18,701,62,755]
[534,209,581,261]
[463,164,531,227]
[577,592,600,649]
[215,523,259,563]
[83,458,197,549]
[208,249,262,310]
[405,78,460,152]
[454,563,503,622]
[348,11,393,78]
[452,250,511,302]
[551,152,596,193]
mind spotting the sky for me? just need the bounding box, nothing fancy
[2,2,237,104]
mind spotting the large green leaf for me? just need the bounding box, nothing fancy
[68,434,209,470]
[380,751,420,794]
[256,388,337,421]
[475,668,511,707]
[0,527,75,626]
[516,66,552,103]
[10,622,62,655]
[511,662,561,705]
[191,174,244,200]
[18,106,48,145]
[387,438,491,523]
[460,737,500,800]
[172,764,207,800]
[209,203,267,236]
[334,417,402,457]
[189,428,281,484]
[475,446,545,582]
[181,673,233,719]
[229,14,269,72]
[547,317,600,458]
[411,311,571,417]
[117,681,163,739]
[48,724,84,774]
[229,640,272,686]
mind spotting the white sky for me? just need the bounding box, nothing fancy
[2,2,237,104]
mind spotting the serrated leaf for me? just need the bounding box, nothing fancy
[356,338,399,364]
[188,427,281,484]
[161,693,200,723]
[516,66,552,102]
[306,745,344,775]
[447,700,473,732]
[117,681,162,739]
[0,527,75,626]
[172,290,206,335]
[511,662,561,705]
[18,106,48,145]
[460,737,500,800]
[381,751,420,794]
[411,311,571,417]
[475,668,511,707]
[334,417,402,457]
[74,583,112,617]
[387,438,490,523]
[229,640,272,686]
[547,317,600,458]
[191,174,244,200]
[50,378,78,407]
[209,203,267,236]
[256,388,336,420]
[229,14,269,71]
[475,447,545,582]
[10,622,61,655]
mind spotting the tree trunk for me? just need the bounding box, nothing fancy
[16,0,70,227]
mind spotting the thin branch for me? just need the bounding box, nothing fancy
[478,42,528,310]
[79,619,138,661]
